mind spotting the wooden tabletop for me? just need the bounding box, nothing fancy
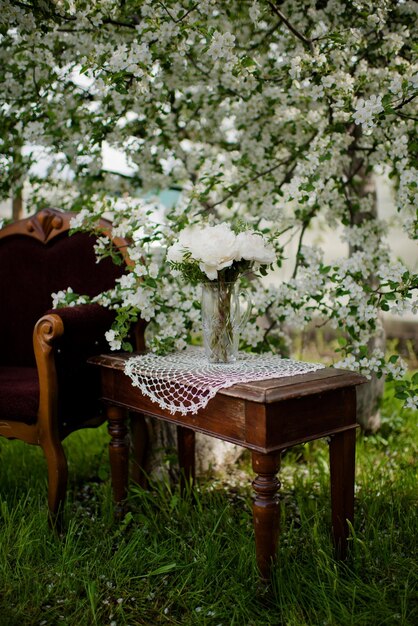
[88,353,366,404]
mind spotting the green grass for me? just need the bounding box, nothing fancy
[0,382,417,626]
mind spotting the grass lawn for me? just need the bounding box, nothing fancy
[0,381,416,626]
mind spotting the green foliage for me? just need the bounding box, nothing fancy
[169,257,209,286]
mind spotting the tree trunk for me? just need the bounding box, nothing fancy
[141,419,242,482]
[12,144,24,221]
[355,331,385,433]
[348,135,384,433]
[12,190,23,221]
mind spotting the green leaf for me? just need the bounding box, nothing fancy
[319,152,332,162]
[381,94,392,107]
[143,563,178,577]
[241,56,257,68]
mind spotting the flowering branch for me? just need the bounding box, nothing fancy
[1,0,417,407]
[203,133,317,212]
[267,2,314,53]
[158,1,199,24]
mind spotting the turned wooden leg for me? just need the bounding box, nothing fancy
[252,451,281,581]
[329,428,356,559]
[43,438,68,531]
[107,404,129,516]
[130,411,149,489]
[177,425,195,492]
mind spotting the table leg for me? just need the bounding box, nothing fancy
[177,425,195,492]
[107,404,129,516]
[130,411,148,489]
[251,451,281,580]
[329,428,356,559]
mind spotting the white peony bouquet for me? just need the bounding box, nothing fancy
[166,222,275,283]
[167,223,276,361]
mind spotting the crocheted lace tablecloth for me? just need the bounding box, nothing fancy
[124,348,325,416]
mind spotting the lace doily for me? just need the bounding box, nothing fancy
[124,348,324,416]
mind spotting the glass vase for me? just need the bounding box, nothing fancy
[201,281,251,363]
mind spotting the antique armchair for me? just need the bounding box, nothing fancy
[0,208,144,527]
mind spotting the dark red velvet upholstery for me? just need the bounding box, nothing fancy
[0,231,122,367]
[47,303,119,432]
[0,366,39,423]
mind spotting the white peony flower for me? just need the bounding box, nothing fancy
[166,240,185,263]
[166,223,275,280]
[166,226,202,263]
[236,231,275,265]
[198,263,218,280]
[168,223,240,280]
[178,225,200,250]
[194,223,238,279]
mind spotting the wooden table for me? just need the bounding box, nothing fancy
[89,353,365,580]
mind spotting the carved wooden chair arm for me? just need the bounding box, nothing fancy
[33,304,145,438]
[32,305,115,432]
[33,313,65,437]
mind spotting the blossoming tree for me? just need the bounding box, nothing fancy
[1,0,417,426]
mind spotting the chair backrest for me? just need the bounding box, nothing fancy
[0,208,125,367]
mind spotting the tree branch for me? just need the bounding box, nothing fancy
[208,159,291,210]
[391,93,418,120]
[102,17,137,29]
[292,207,317,279]
[267,2,314,53]
[157,1,198,24]
[395,111,418,121]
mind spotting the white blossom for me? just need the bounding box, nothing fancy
[51,289,70,309]
[405,395,418,410]
[105,329,122,351]
[353,94,384,129]
[207,31,236,62]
